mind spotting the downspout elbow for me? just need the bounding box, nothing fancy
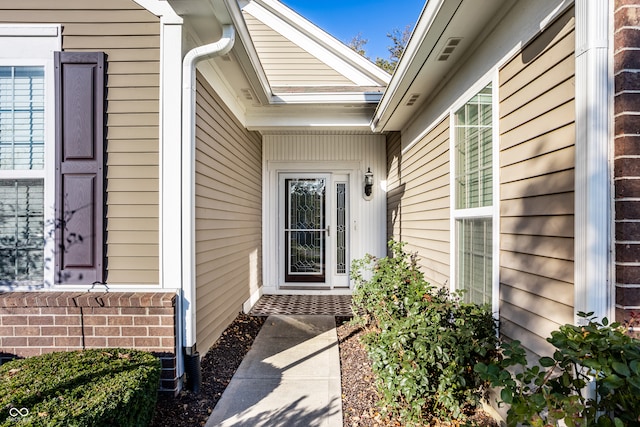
[183,25,235,76]
[181,24,235,392]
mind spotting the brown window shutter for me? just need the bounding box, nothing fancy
[54,52,105,285]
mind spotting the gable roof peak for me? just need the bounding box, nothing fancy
[244,0,391,86]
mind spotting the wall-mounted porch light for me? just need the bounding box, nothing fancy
[364,167,374,197]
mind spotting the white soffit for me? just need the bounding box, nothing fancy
[374,0,508,131]
[374,0,573,132]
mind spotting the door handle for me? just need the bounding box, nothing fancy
[326,226,330,237]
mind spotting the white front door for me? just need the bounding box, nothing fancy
[279,173,350,288]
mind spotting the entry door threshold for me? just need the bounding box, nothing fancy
[280,285,332,291]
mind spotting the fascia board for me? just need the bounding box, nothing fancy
[372,0,459,132]
[271,92,383,105]
[245,109,376,131]
[246,0,390,86]
[221,0,272,103]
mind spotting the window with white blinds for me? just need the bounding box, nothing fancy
[453,83,494,307]
[0,66,45,282]
[456,217,492,305]
[455,84,493,210]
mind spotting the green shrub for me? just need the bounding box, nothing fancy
[475,313,640,427]
[1,348,161,427]
[351,240,499,424]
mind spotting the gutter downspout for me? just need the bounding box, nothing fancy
[181,24,235,391]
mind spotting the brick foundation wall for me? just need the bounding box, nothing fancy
[614,0,640,325]
[0,292,179,394]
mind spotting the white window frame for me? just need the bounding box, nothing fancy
[332,174,350,287]
[449,72,500,315]
[0,25,60,288]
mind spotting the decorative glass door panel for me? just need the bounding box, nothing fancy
[336,182,347,275]
[284,178,326,282]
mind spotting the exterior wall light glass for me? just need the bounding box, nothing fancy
[364,167,374,197]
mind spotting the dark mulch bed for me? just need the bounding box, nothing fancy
[150,314,265,427]
[336,317,498,427]
[151,314,498,427]
[337,317,399,426]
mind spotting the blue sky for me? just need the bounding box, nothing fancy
[280,0,426,62]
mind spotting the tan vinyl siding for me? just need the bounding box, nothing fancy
[386,120,451,287]
[498,9,575,357]
[243,12,356,87]
[0,0,161,285]
[195,72,262,352]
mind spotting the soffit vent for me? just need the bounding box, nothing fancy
[438,38,462,61]
[405,93,420,107]
[240,88,255,101]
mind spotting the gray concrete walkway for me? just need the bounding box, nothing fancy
[205,315,343,427]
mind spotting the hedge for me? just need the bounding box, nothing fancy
[351,240,499,424]
[0,348,160,427]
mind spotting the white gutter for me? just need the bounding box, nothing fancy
[182,24,235,353]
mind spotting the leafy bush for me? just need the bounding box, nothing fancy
[1,348,161,427]
[475,313,640,427]
[351,240,499,424]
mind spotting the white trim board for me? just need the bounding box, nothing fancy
[573,0,614,323]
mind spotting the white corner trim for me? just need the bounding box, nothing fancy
[140,0,183,378]
[159,19,183,294]
[491,73,501,318]
[574,0,613,323]
[242,287,263,314]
